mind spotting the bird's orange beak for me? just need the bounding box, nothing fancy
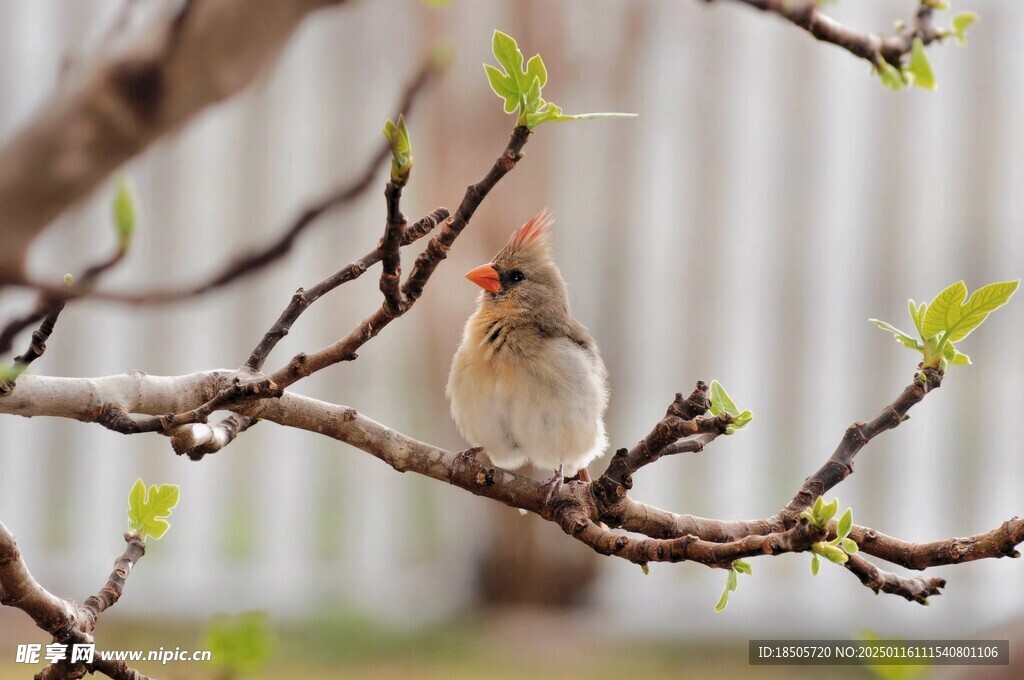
[465,263,501,293]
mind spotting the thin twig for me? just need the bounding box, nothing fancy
[379,181,407,315]
[263,125,532,391]
[782,367,943,517]
[81,534,146,632]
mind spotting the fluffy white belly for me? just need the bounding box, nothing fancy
[447,337,608,477]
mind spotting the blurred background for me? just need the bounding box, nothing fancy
[1,0,1022,676]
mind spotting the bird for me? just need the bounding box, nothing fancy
[446,210,609,499]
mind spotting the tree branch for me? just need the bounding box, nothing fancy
[4,370,1018,605]
[782,367,943,518]
[1,522,152,679]
[717,0,943,67]
[243,207,449,372]
[262,125,531,391]
[0,0,350,285]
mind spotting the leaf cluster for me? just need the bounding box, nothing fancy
[875,9,978,90]
[801,496,858,575]
[484,30,635,128]
[870,279,1018,371]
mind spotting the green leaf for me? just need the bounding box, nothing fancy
[63,273,74,287]
[714,583,730,612]
[525,54,547,90]
[381,115,413,183]
[533,111,638,125]
[952,12,979,45]
[732,560,752,575]
[709,379,739,416]
[812,495,824,516]
[911,300,928,336]
[946,280,1019,342]
[837,508,853,539]
[949,349,971,365]
[203,613,274,674]
[112,176,136,251]
[870,319,922,350]
[876,58,906,90]
[524,76,543,113]
[726,567,738,592]
[491,30,524,83]
[823,544,849,564]
[127,479,180,541]
[483,64,520,114]
[820,498,839,524]
[810,553,820,576]
[922,280,968,339]
[906,38,936,90]
[842,538,859,554]
[484,30,635,129]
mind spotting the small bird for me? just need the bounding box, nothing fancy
[446,210,609,496]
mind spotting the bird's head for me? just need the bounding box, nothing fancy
[465,210,569,318]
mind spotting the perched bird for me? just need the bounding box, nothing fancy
[446,210,608,495]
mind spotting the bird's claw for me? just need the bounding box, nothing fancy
[543,464,565,507]
[450,446,483,484]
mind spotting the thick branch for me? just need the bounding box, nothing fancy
[0,521,88,638]
[0,0,349,284]
[2,371,1020,605]
[28,59,438,306]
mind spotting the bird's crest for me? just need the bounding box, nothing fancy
[507,209,554,252]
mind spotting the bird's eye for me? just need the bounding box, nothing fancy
[507,269,526,284]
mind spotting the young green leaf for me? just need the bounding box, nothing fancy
[714,564,748,612]
[491,30,524,83]
[876,57,906,90]
[823,544,849,564]
[945,280,1019,342]
[869,319,922,350]
[952,12,979,45]
[127,479,180,541]
[810,553,820,576]
[203,613,274,675]
[483,64,520,113]
[837,508,853,539]
[709,380,738,416]
[112,177,137,251]
[820,498,839,524]
[63,273,74,287]
[525,54,547,90]
[483,29,635,129]
[714,583,731,612]
[842,538,859,554]
[906,38,936,90]
[922,280,969,339]
[381,115,413,184]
